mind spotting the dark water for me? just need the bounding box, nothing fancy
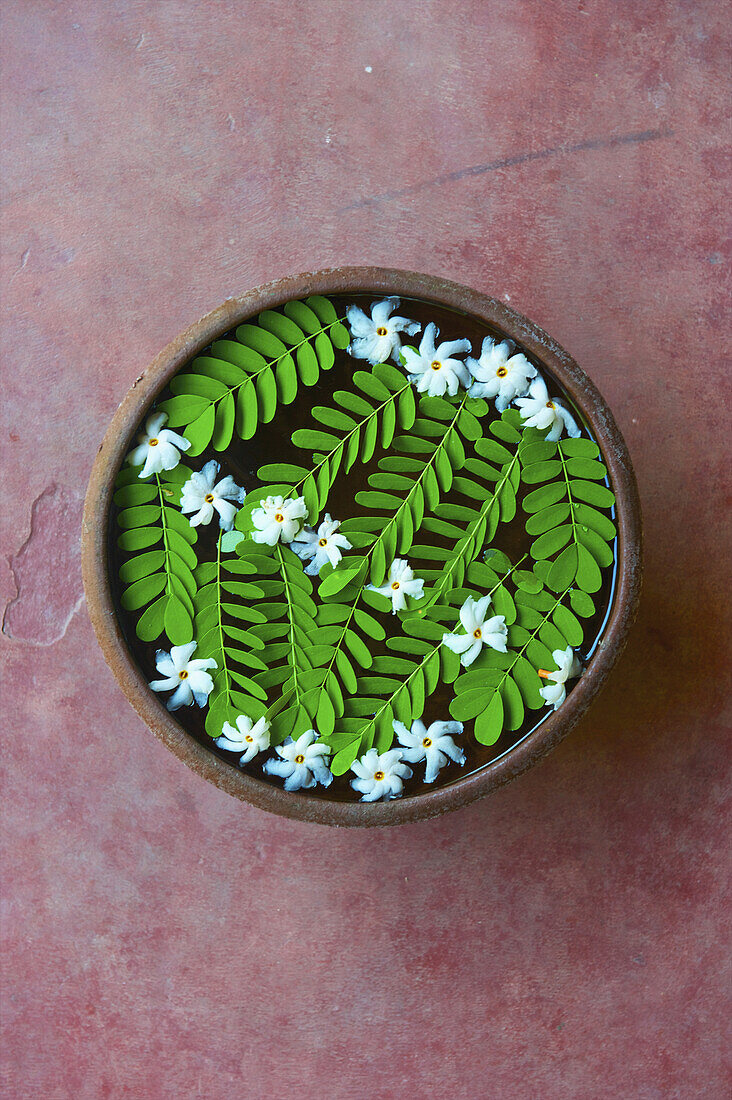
[109,294,616,802]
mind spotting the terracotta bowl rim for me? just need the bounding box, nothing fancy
[82,266,642,827]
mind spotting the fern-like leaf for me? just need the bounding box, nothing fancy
[115,465,198,645]
[154,297,349,457]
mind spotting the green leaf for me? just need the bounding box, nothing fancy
[258,462,309,483]
[212,391,235,451]
[117,526,161,551]
[345,629,372,668]
[119,549,165,584]
[501,676,525,731]
[522,459,562,484]
[184,404,215,456]
[296,341,319,386]
[561,437,600,459]
[292,428,340,451]
[275,354,298,403]
[305,295,338,325]
[136,595,168,642]
[156,394,210,427]
[475,693,503,745]
[525,502,570,536]
[572,503,616,542]
[171,373,228,400]
[530,524,573,561]
[117,504,161,529]
[547,545,579,591]
[565,457,608,481]
[255,368,277,423]
[121,572,167,611]
[165,595,193,645]
[569,589,595,617]
[113,482,157,508]
[522,482,567,513]
[575,544,603,592]
[571,480,615,508]
[552,604,584,647]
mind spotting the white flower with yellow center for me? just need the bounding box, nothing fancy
[292,513,352,575]
[215,714,270,765]
[442,594,508,668]
[467,336,537,411]
[401,322,472,397]
[180,460,246,531]
[262,730,333,791]
[350,748,412,802]
[127,411,191,479]
[538,646,582,710]
[515,377,581,442]
[393,719,466,784]
[366,558,425,614]
[251,494,308,546]
[149,642,217,711]
[346,297,421,365]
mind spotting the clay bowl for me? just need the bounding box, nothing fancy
[82,267,642,826]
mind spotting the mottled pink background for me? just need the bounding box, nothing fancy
[2,2,730,1098]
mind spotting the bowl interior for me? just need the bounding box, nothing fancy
[83,268,642,826]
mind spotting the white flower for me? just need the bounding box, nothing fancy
[149,642,217,711]
[401,322,472,397]
[350,748,412,802]
[346,297,421,365]
[366,558,424,614]
[127,412,191,479]
[262,730,333,791]
[442,595,508,668]
[515,376,581,441]
[466,336,537,411]
[215,714,270,765]
[180,460,246,531]
[538,646,583,710]
[394,719,466,784]
[292,513,352,576]
[251,495,308,546]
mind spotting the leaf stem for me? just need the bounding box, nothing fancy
[286,381,412,500]
[339,555,529,754]
[494,584,573,698]
[427,443,522,605]
[317,393,470,702]
[154,474,174,600]
[275,543,303,706]
[557,440,579,547]
[203,316,347,411]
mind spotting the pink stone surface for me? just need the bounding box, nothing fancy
[1,2,730,1097]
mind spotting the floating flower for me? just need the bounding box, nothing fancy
[251,494,308,546]
[393,718,466,783]
[127,412,191,479]
[350,748,412,802]
[346,297,421,365]
[180,460,246,531]
[292,513,352,576]
[401,322,472,397]
[262,730,333,791]
[538,646,582,710]
[215,714,270,765]
[149,642,217,711]
[467,336,537,411]
[366,558,424,614]
[442,595,508,668]
[515,377,581,441]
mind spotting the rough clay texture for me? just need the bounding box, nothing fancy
[1,3,730,1098]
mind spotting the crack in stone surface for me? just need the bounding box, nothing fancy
[339,127,674,212]
[2,484,85,646]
